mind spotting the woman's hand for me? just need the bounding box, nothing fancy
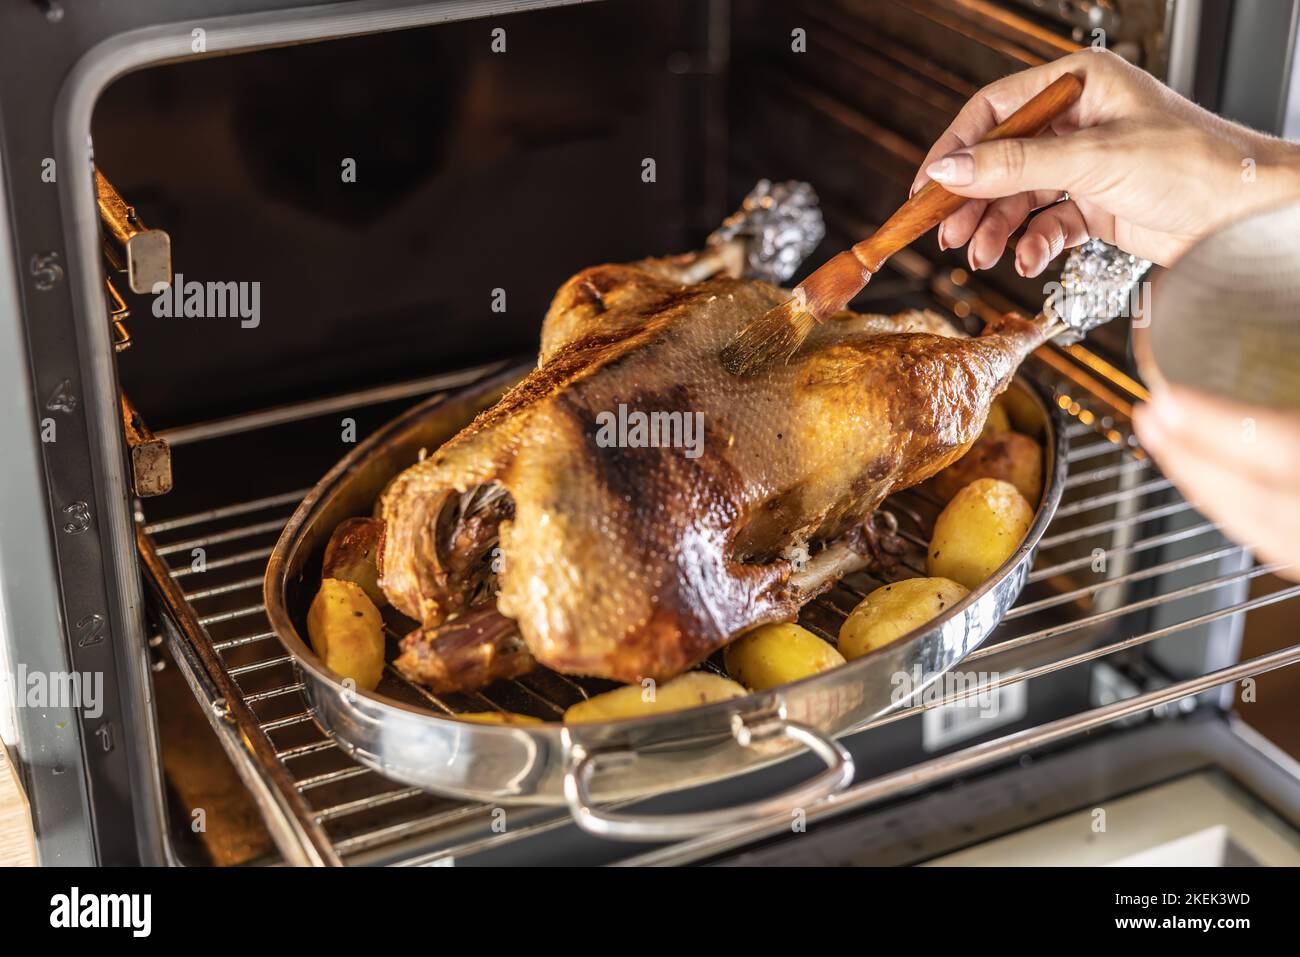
[913,49,1300,275]
[1133,387,1300,579]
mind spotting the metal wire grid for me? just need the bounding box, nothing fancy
[137,368,1300,866]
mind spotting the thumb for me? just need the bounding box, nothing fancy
[924,131,1101,199]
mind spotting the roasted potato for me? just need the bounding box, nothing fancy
[454,711,543,726]
[927,478,1034,589]
[306,578,386,691]
[980,397,1012,438]
[563,672,746,724]
[997,385,1046,439]
[929,430,1043,505]
[322,517,387,607]
[838,577,970,660]
[723,622,845,691]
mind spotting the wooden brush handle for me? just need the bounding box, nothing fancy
[851,72,1083,273]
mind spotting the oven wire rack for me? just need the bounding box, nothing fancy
[137,359,1300,866]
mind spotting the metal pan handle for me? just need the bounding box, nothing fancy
[563,717,854,842]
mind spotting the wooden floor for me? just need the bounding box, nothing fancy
[0,745,35,866]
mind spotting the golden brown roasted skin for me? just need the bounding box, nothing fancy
[380,258,1045,688]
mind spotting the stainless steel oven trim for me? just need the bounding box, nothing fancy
[0,148,100,866]
[22,0,593,866]
[1165,0,1202,99]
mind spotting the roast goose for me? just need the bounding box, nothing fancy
[376,248,1049,693]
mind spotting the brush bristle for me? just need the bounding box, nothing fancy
[721,252,872,377]
[720,296,818,377]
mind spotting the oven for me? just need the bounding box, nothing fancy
[3,0,1300,867]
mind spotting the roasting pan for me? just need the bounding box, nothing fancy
[265,362,1066,840]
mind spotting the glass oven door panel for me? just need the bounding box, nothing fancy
[926,770,1300,866]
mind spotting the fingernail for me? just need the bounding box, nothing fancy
[938,225,948,251]
[967,243,982,271]
[926,151,974,187]
[910,179,923,197]
[1015,251,1040,278]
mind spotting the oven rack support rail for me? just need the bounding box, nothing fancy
[137,364,1300,866]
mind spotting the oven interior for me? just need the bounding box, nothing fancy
[67,0,1300,865]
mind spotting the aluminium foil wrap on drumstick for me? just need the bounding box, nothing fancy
[708,179,826,284]
[1047,238,1152,343]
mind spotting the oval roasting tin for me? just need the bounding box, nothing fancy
[264,364,1066,840]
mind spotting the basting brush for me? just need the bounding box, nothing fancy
[721,71,1084,377]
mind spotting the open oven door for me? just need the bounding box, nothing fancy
[434,712,1300,867]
